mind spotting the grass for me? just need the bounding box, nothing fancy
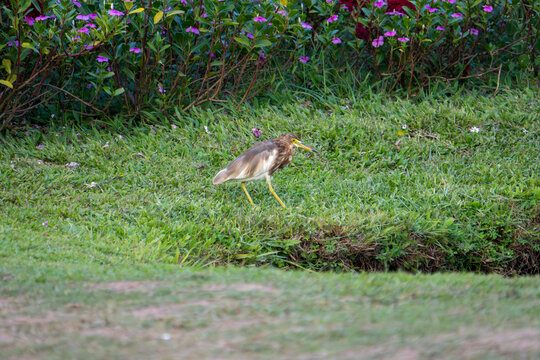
[1,262,539,359]
[0,87,539,273]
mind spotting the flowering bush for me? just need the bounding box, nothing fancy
[338,0,540,91]
[0,1,538,127]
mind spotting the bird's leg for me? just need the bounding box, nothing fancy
[241,183,254,206]
[267,178,287,209]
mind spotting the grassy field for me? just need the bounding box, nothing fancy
[0,87,539,359]
[1,87,538,273]
[1,262,540,359]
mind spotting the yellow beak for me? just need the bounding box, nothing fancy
[296,140,318,153]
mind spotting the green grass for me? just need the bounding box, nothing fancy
[0,87,539,273]
[1,262,539,359]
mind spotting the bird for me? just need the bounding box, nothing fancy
[213,133,317,208]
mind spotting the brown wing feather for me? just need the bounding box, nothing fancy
[213,140,278,184]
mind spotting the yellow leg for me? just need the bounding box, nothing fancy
[241,183,254,206]
[267,180,287,209]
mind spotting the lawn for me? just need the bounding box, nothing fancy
[0,87,539,359]
[1,87,538,273]
[1,263,539,359]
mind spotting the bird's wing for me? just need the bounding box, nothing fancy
[214,140,278,184]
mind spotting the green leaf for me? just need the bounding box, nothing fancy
[129,8,145,14]
[234,37,251,48]
[154,11,164,24]
[113,88,125,97]
[2,59,11,74]
[166,10,185,17]
[0,79,12,88]
[254,39,273,48]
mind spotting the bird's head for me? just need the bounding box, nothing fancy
[280,133,318,153]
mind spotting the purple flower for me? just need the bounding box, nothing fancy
[327,15,338,23]
[247,33,254,39]
[88,14,98,20]
[66,162,80,169]
[253,16,267,23]
[87,83,92,89]
[398,37,409,42]
[301,22,312,30]
[36,15,52,21]
[7,40,20,47]
[451,13,463,18]
[24,16,35,26]
[252,128,262,137]
[42,221,49,227]
[36,144,45,150]
[332,37,342,44]
[129,47,142,53]
[386,10,404,16]
[299,56,309,64]
[158,85,166,93]
[86,23,96,28]
[186,26,200,34]
[483,5,493,13]
[108,9,124,16]
[470,28,479,35]
[201,13,208,18]
[384,30,396,37]
[374,1,386,8]
[425,5,438,13]
[76,15,90,21]
[78,27,89,34]
[446,0,456,3]
[372,36,384,48]
[276,10,288,16]
[436,26,445,31]
[72,0,81,8]
[96,55,109,63]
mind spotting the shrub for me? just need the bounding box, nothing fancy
[0,0,538,127]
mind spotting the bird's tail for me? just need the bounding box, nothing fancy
[213,169,230,185]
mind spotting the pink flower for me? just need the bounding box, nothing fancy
[24,16,35,26]
[76,15,90,21]
[252,128,262,137]
[86,23,96,28]
[299,56,309,63]
[186,26,200,34]
[398,37,409,42]
[332,37,342,44]
[253,16,267,23]
[425,5,438,13]
[78,27,89,34]
[436,26,445,31]
[301,22,312,30]
[72,0,81,8]
[327,15,338,23]
[36,15,52,21]
[384,30,396,37]
[88,14,98,20]
[276,10,288,16]
[483,5,493,13]
[36,144,45,150]
[386,10,404,16]
[374,1,386,8]
[108,9,124,16]
[470,28,479,35]
[247,33,254,39]
[451,13,463,18]
[372,36,384,48]
[129,47,142,53]
[96,55,109,63]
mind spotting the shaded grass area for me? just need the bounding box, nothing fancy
[0,88,539,273]
[1,262,539,359]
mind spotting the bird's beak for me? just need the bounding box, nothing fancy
[294,139,318,153]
